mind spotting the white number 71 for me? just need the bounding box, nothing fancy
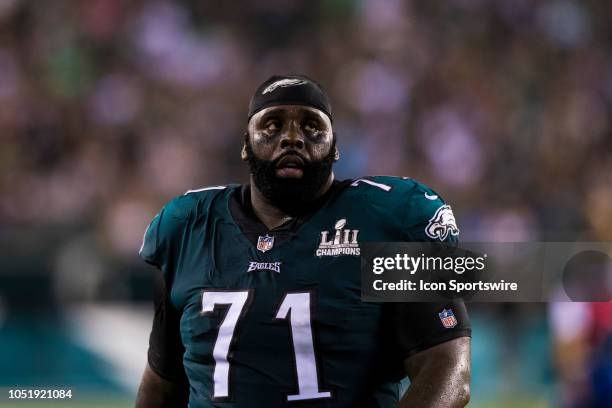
[201,290,331,401]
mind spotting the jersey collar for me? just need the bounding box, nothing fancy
[229,180,345,247]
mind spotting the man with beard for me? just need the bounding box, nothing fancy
[136,75,471,408]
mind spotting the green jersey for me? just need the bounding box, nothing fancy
[140,176,470,408]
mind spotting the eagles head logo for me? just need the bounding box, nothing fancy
[262,78,308,94]
[425,205,459,241]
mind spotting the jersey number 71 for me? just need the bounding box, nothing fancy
[201,290,331,402]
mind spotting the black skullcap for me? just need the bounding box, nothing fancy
[247,75,332,121]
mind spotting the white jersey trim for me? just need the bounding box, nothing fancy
[138,218,155,256]
[184,185,227,195]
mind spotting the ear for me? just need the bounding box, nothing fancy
[334,147,340,161]
[241,144,248,161]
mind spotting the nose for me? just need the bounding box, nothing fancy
[279,123,305,150]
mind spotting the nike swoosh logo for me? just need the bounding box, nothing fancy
[424,193,438,200]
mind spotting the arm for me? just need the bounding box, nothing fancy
[136,363,189,408]
[137,197,196,407]
[395,180,469,406]
[399,336,471,408]
[135,274,189,408]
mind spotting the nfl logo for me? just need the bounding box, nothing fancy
[438,308,458,328]
[257,234,275,253]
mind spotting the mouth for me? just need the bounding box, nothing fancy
[275,154,305,178]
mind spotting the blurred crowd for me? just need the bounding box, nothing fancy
[0,0,611,406]
[1,0,612,254]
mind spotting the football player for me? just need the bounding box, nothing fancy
[136,75,471,407]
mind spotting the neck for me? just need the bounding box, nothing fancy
[249,173,334,230]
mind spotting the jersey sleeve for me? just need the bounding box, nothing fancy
[139,211,164,267]
[401,180,460,244]
[139,194,193,281]
[392,179,470,359]
[386,300,471,359]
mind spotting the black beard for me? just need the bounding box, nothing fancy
[245,140,336,215]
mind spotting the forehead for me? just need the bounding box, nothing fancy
[250,105,331,123]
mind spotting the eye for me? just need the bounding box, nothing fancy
[264,120,281,132]
[303,120,320,133]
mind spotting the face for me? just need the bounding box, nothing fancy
[242,105,338,214]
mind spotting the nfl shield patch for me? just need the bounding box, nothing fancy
[438,308,458,328]
[257,234,275,253]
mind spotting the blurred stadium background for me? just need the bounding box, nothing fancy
[1,0,611,407]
